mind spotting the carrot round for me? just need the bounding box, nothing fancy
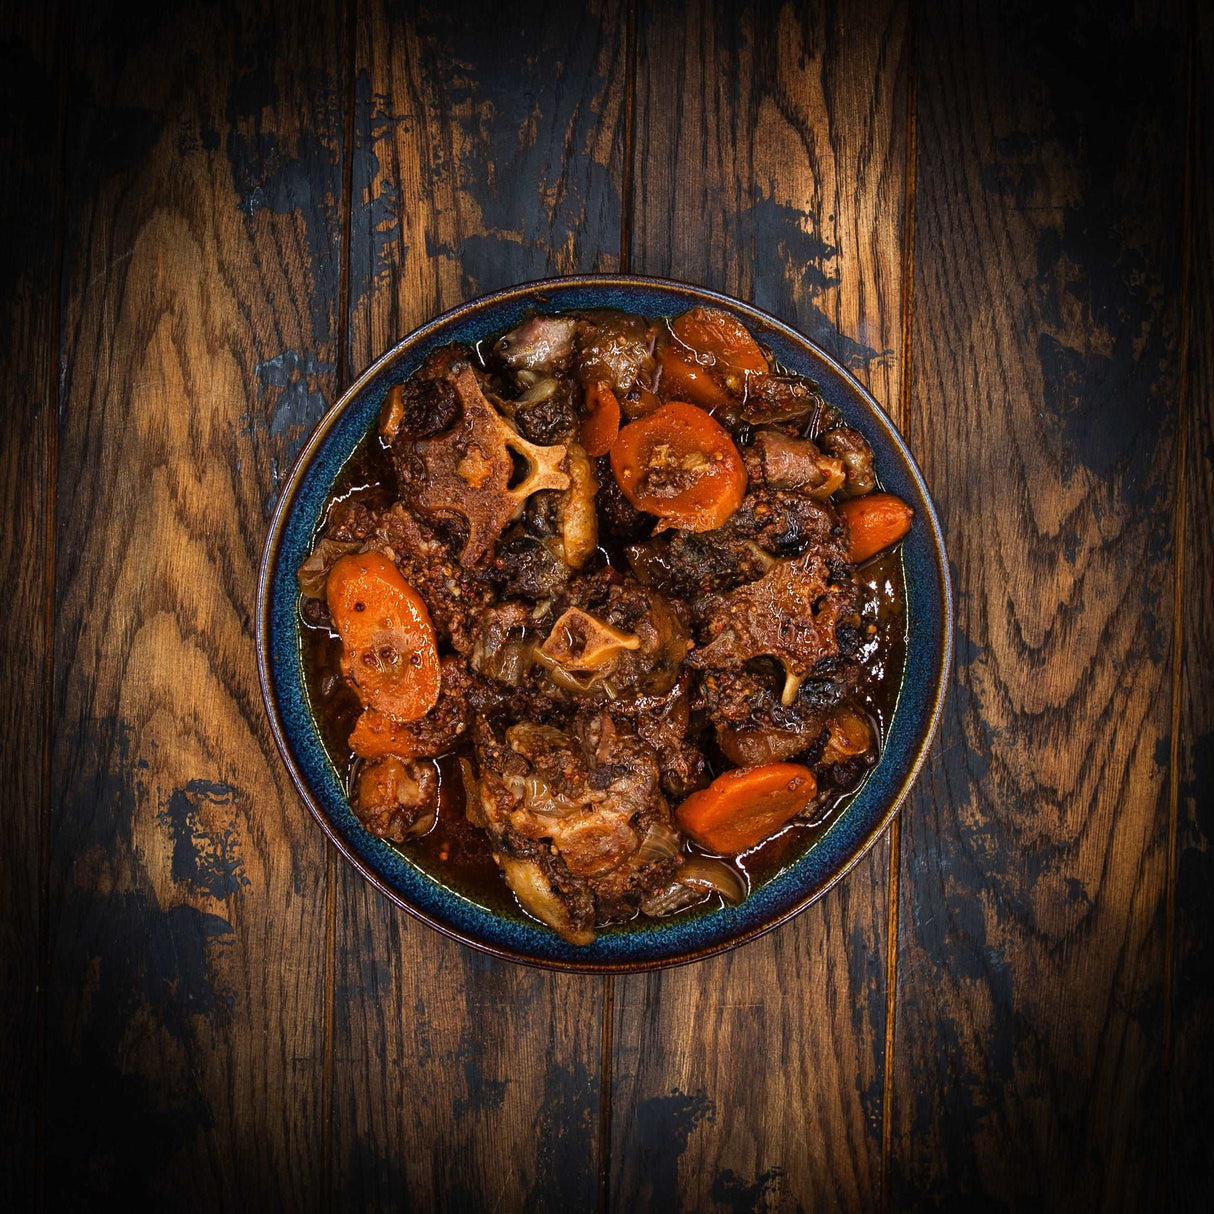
[609,401,746,532]
[670,306,768,376]
[656,307,768,408]
[676,763,818,855]
[580,380,621,457]
[348,707,423,759]
[658,343,735,409]
[326,552,440,721]
[837,493,914,563]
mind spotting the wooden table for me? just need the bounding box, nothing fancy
[3,0,1209,1208]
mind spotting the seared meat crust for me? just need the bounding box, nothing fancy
[302,311,899,944]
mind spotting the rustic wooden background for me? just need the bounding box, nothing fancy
[2,0,1210,1209]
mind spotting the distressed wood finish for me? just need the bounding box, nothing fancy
[346,0,629,367]
[329,4,629,1209]
[0,2,59,1205]
[611,3,910,1209]
[45,1,347,1206]
[6,1,1208,1207]
[1172,5,1214,1207]
[889,1,1186,1208]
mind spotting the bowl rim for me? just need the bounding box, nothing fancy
[256,272,953,973]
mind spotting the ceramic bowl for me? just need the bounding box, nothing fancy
[256,275,952,972]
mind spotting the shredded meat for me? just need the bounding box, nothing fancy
[300,304,906,945]
[572,310,654,393]
[379,345,468,443]
[371,504,493,654]
[491,527,571,599]
[690,550,856,682]
[468,716,679,940]
[513,375,581,445]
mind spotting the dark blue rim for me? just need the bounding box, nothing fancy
[256,274,953,973]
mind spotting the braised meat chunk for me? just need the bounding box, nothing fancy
[299,302,911,944]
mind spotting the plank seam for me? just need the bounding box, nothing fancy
[36,3,69,1209]
[881,1,920,1207]
[1161,7,1197,1210]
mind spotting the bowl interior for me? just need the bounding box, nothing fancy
[258,276,951,971]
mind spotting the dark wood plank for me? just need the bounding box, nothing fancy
[330,3,629,1209]
[0,2,61,1206]
[612,2,910,1209]
[889,1,1186,1207]
[1171,5,1214,1207]
[46,1,348,1206]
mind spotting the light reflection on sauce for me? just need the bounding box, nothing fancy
[300,419,909,933]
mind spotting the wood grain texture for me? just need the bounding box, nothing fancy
[347,0,629,374]
[889,1,1186,1207]
[330,3,629,1209]
[0,2,60,1206]
[1171,5,1214,1207]
[46,0,347,1206]
[611,2,910,1209]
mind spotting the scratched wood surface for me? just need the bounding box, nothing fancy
[0,2,58,1207]
[330,4,628,1209]
[1173,3,1214,1207]
[611,2,910,1210]
[44,0,347,1206]
[3,0,1210,1209]
[888,0,1190,1209]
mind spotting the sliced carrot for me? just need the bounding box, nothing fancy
[657,308,769,408]
[609,401,746,532]
[348,708,423,759]
[670,306,768,376]
[580,380,621,457]
[326,552,440,721]
[630,384,664,418]
[676,763,818,855]
[657,342,735,409]
[837,493,914,563]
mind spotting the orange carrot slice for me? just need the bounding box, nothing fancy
[609,401,746,532]
[580,380,621,457]
[676,763,818,855]
[326,552,440,721]
[837,493,914,563]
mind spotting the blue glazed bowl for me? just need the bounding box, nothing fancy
[256,275,952,972]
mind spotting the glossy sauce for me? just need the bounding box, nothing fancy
[300,374,909,932]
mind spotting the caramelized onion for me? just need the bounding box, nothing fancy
[459,758,485,827]
[296,538,361,599]
[635,819,682,863]
[558,444,599,569]
[516,376,559,405]
[499,856,594,945]
[640,881,707,917]
[639,856,747,917]
[679,857,746,903]
[523,773,577,817]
